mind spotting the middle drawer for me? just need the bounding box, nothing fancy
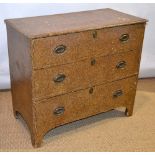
[32,50,140,100]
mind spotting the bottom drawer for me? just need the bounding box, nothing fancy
[34,76,137,135]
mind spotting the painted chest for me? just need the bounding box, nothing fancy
[5,8,147,147]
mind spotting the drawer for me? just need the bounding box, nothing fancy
[34,76,137,135]
[32,24,145,69]
[32,50,140,100]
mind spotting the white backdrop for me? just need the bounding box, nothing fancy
[0,3,155,89]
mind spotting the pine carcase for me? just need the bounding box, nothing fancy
[5,8,147,147]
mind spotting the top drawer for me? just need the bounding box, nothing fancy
[32,24,145,69]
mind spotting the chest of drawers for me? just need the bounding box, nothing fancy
[5,8,147,147]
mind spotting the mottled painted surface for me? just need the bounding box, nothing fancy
[6,8,146,147]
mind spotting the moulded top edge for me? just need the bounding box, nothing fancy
[5,8,147,39]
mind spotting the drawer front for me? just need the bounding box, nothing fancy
[34,76,137,135]
[32,24,145,69]
[32,50,140,100]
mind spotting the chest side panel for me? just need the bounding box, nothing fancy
[6,25,34,132]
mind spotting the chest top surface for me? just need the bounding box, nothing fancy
[5,8,147,39]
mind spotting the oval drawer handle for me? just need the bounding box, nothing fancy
[53,45,66,54]
[53,74,66,83]
[53,107,65,116]
[113,90,123,98]
[120,34,129,42]
[116,61,126,69]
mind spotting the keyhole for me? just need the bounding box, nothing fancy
[92,31,97,38]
